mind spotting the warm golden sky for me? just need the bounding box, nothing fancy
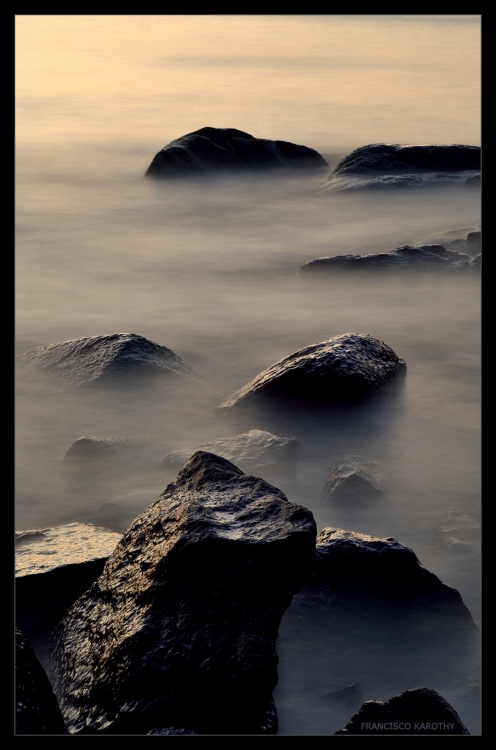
[16,15,481,150]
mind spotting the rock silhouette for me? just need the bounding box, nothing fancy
[145,127,329,177]
[335,687,470,734]
[50,452,317,735]
[300,245,471,274]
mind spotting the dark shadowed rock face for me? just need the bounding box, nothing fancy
[19,333,195,388]
[16,627,66,734]
[335,687,470,734]
[50,452,317,735]
[145,127,329,177]
[300,245,471,275]
[162,429,297,471]
[220,333,406,408]
[307,528,475,625]
[329,144,480,178]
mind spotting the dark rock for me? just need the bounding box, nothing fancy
[19,332,196,389]
[162,429,297,471]
[323,452,383,501]
[305,528,475,626]
[16,626,66,734]
[16,523,121,662]
[467,231,481,246]
[300,245,471,275]
[145,127,329,178]
[219,333,406,408]
[49,452,317,735]
[328,143,480,178]
[335,687,470,734]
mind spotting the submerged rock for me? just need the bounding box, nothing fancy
[303,528,475,626]
[145,127,329,178]
[300,245,471,275]
[329,144,480,177]
[471,253,481,270]
[162,429,297,470]
[438,508,481,554]
[16,626,66,734]
[50,452,317,735]
[63,436,143,465]
[323,452,383,501]
[219,333,406,408]
[335,687,470,734]
[19,333,195,388]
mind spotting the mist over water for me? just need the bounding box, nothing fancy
[16,15,480,735]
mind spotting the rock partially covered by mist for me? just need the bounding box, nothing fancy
[16,523,122,659]
[330,144,480,177]
[335,687,470,735]
[63,437,144,465]
[16,626,67,734]
[322,144,480,192]
[323,452,383,501]
[438,508,481,554]
[19,333,196,389]
[162,429,297,470]
[300,245,471,275]
[465,174,481,187]
[471,254,481,271]
[304,528,475,626]
[145,127,329,178]
[220,333,406,408]
[50,451,317,735]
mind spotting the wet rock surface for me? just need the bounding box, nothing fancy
[145,127,329,178]
[49,452,317,735]
[300,245,471,274]
[19,332,196,389]
[335,687,470,734]
[16,626,66,734]
[328,144,480,178]
[162,429,297,471]
[16,523,122,663]
[323,452,383,501]
[220,333,406,408]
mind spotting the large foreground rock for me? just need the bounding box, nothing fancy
[162,429,297,470]
[145,127,329,177]
[335,687,470,734]
[300,245,471,274]
[329,144,480,177]
[220,333,406,408]
[16,627,66,734]
[50,452,317,734]
[19,333,195,388]
[301,528,475,626]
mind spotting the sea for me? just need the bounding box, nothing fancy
[15,15,481,734]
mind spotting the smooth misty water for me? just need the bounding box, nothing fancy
[16,15,480,735]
